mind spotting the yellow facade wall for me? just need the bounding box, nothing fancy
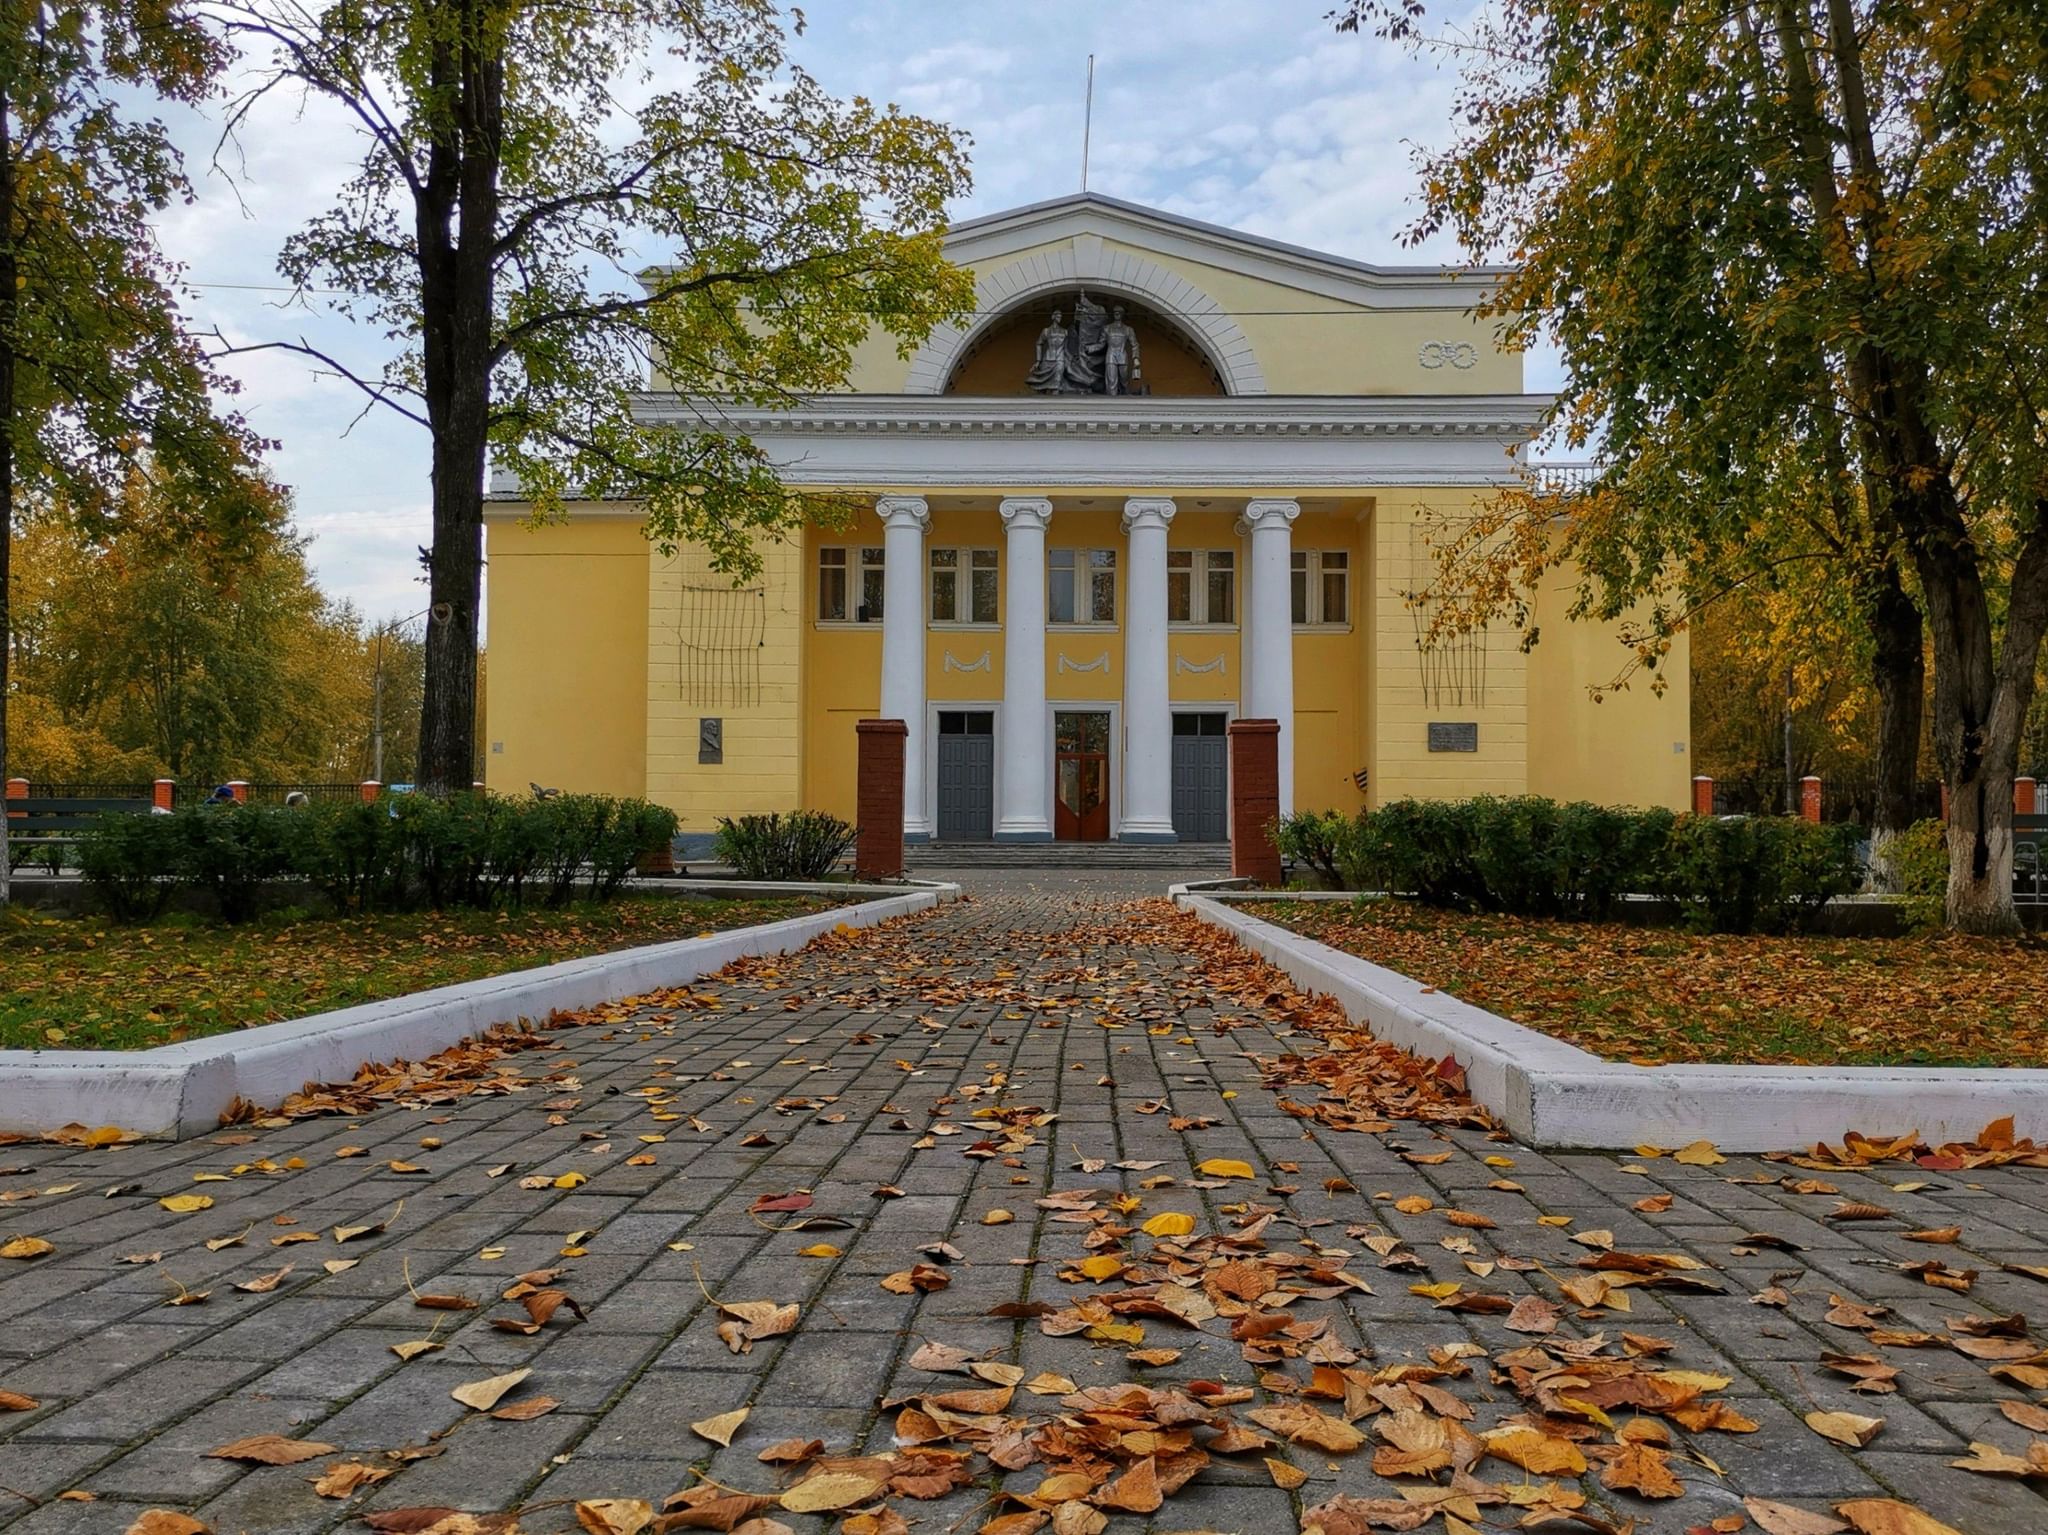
[483,512,649,799]
[1525,569,1693,810]
[646,532,806,831]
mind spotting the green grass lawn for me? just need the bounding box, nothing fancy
[0,893,835,1051]
[1261,897,2048,1068]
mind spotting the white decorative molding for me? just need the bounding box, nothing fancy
[1175,654,1227,675]
[902,245,1268,397]
[1057,652,1110,674]
[942,650,992,673]
[1418,340,1479,370]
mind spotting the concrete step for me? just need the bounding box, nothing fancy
[907,841,1231,870]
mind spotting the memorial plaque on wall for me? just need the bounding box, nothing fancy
[1427,721,1479,753]
[698,717,724,764]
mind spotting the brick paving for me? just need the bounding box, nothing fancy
[1,869,2045,1534]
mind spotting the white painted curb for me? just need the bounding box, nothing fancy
[0,883,956,1140]
[1174,890,2046,1152]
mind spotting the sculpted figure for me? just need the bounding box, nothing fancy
[1101,304,1141,394]
[1026,309,1070,393]
[1064,289,1107,392]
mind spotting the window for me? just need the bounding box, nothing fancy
[1049,548,1116,623]
[818,546,886,622]
[1291,549,1350,626]
[1168,549,1235,624]
[930,547,999,624]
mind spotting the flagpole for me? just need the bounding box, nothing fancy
[1081,54,1095,192]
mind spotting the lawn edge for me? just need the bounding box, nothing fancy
[0,880,958,1140]
[1171,881,2047,1152]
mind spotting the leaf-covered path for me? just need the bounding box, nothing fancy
[3,871,2046,1535]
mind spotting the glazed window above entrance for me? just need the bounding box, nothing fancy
[818,546,886,623]
[1049,548,1116,624]
[931,547,999,624]
[1291,549,1350,626]
[1168,549,1235,624]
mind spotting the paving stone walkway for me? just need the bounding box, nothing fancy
[3,870,2046,1535]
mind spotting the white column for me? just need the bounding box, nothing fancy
[1241,498,1300,815]
[878,495,932,840]
[996,496,1054,841]
[1120,497,1177,842]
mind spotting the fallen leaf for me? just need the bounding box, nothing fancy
[0,1390,39,1411]
[1141,1211,1195,1238]
[1197,1158,1257,1180]
[157,1195,214,1214]
[1601,1440,1686,1498]
[692,1406,750,1446]
[1743,1499,1850,1535]
[1264,1457,1308,1490]
[312,1461,393,1497]
[1806,1410,1883,1448]
[1674,1140,1726,1166]
[233,1265,294,1294]
[492,1396,560,1421]
[1834,1499,1966,1535]
[124,1515,213,1535]
[780,1469,887,1513]
[450,1369,530,1412]
[206,1434,337,1465]
[575,1499,654,1535]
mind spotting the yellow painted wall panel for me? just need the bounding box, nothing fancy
[483,512,648,799]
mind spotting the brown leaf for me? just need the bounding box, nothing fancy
[205,1434,338,1465]
[1834,1499,1968,1535]
[449,1369,530,1412]
[311,1461,393,1498]
[491,1395,560,1421]
[1092,1457,1162,1514]
[575,1498,654,1535]
[1264,1456,1308,1489]
[691,1407,750,1446]
[1601,1440,1686,1498]
[1805,1410,1884,1448]
[1742,1498,1850,1535]
[1247,1400,1366,1453]
[0,1390,39,1411]
[756,1437,824,1463]
[124,1515,213,1535]
[1480,1425,1588,1476]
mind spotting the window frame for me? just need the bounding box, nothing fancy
[929,545,1000,626]
[816,544,887,625]
[1168,548,1237,627]
[1048,546,1117,626]
[1291,548,1351,628]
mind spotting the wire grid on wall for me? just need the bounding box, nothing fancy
[1406,518,1489,707]
[674,582,768,705]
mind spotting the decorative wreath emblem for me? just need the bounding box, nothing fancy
[1418,340,1479,370]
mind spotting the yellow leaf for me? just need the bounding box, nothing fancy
[982,1209,1014,1225]
[158,1195,214,1214]
[1197,1158,1257,1180]
[1806,1409,1884,1447]
[1142,1211,1195,1238]
[553,1172,588,1189]
[779,1470,888,1513]
[574,1499,653,1535]
[691,1407,749,1446]
[799,1243,842,1259]
[1674,1140,1727,1167]
[0,1236,55,1260]
[1079,1254,1126,1281]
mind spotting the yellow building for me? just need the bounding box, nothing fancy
[485,194,1691,842]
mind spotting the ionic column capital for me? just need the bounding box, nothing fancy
[876,495,930,531]
[1239,498,1301,534]
[999,496,1053,532]
[1120,496,1177,534]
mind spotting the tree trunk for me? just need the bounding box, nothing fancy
[1862,556,1924,892]
[0,86,16,907]
[411,0,501,795]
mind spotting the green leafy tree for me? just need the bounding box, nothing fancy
[0,0,264,901]
[208,0,974,792]
[1339,0,2048,932]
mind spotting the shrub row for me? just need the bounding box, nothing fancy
[77,794,679,923]
[1273,796,1860,933]
[711,811,858,881]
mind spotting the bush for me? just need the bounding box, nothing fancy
[1659,813,1861,934]
[1271,810,1350,888]
[713,811,857,881]
[76,813,182,923]
[1888,818,1950,929]
[73,792,682,923]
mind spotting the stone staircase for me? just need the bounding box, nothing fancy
[905,841,1232,872]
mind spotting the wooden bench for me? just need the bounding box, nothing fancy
[4,796,153,871]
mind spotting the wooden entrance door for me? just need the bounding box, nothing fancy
[1054,710,1111,841]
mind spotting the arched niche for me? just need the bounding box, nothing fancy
[945,292,1227,396]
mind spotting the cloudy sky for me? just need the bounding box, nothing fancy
[162,0,1520,625]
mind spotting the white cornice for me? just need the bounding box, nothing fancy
[940,193,1512,311]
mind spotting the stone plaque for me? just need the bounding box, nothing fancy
[1427,721,1479,753]
[698,717,723,765]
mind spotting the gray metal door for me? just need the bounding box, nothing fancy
[936,711,994,841]
[1171,713,1229,842]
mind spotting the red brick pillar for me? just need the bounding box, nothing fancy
[1228,719,1283,885]
[358,781,382,803]
[1691,776,1714,816]
[226,780,248,804]
[1799,775,1822,823]
[152,780,176,811]
[4,778,25,823]
[2018,777,2039,817]
[855,718,908,880]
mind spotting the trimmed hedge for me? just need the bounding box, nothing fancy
[712,811,858,881]
[1274,795,1859,933]
[75,793,678,923]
